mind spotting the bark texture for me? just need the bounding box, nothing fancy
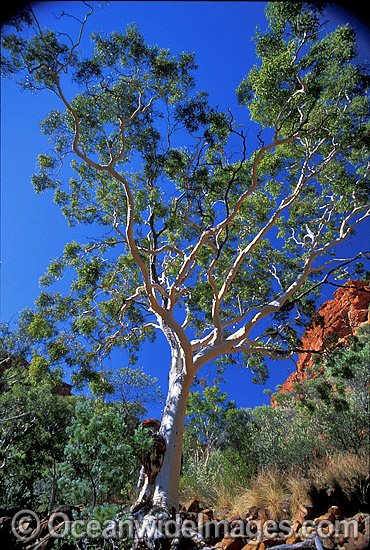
[130,338,194,549]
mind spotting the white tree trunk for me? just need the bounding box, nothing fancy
[153,358,193,513]
[132,341,193,516]
[130,341,194,549]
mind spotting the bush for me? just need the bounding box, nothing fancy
[247,404,323,470]
[58,397,153,508]
[0,382,76,509]
[180,325,370,514]
[54,503,133,550]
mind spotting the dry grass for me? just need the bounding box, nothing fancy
[179,475,220,509]
[179,479,205,507]
[179,451,370,518]
[286,473,312,519]
[213,480,241,513]
[227,452,369,521]
[308,451,370,499]
[232,468,290,521]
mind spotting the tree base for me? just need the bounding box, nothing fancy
[130,503,172,550]
[130,503,204,550]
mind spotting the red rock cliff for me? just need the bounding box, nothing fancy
[272,280,370,405]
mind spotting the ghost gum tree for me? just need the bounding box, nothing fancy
[2,0,370,536]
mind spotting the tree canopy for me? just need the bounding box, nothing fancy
[1,2,369,389]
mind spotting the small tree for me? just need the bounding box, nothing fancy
[184,384,249,467]
[248,403,321,471]
[182,382,253,503]
[0,322,74,509]
[2,1,370,537]
[59,397,153,509]
[0,360,75,510]
[101,365,163,421]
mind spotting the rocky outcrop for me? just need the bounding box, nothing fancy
[272,280,370,402]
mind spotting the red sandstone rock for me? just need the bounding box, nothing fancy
[53,382,73,396]
[183,498,202,513]
[197,509,214,527]
[141,418,161,431]
[220,536,248,550]
[272,280,370,406]
[343,532,369,550]
[314,505,343,524]
[292,504,316,532]
[257,508,270,525]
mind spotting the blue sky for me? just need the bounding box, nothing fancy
[1,1,370,417]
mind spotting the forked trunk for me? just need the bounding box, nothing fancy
[130,344,194,549]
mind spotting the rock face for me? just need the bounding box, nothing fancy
[272,280,370,403]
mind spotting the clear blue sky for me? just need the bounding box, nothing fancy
[1,1,369,417]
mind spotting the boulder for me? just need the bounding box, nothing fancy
[257,509,270,526]
[293,504,316,532]
[245,507,260,521]
[314,505,343,525]
[141,418,161,431]
[0,505,83,550]
[183,499,202,514]
[197,509,214,527]
[343,532,369,550]
[219,535,249,550]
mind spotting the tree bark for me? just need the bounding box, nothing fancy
[130,342,194,549]
[153,364,193,513]
[48,458,58,515]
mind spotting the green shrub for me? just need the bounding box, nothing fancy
[58,397,153,508]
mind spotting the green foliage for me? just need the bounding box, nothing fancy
[181,321,369,503]
[287,328,369,455]
[182,383,254,501]
[180,449,229,505]
[0,322,72,509]
[259,323,370,469]
[185,384,246,454]
[248,404,320,470]
[0,357,76,508]
[99,365,164,419]
[1,1,369,395]
[58,397,153,508]
[0,322,162,511]
[53,505,133,550]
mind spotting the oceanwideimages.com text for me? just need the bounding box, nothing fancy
[11,509,362,544]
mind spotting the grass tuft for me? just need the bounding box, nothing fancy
[232,468,290,521]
